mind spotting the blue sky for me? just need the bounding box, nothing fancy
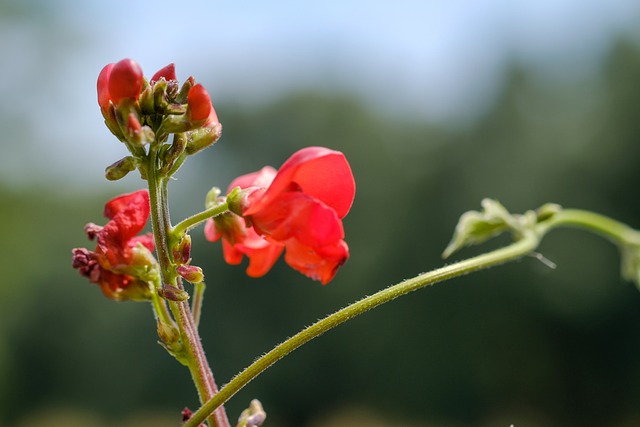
[1,0,639,188]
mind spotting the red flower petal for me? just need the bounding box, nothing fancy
[250,192,344,247]
[151,63,176,82]
[108,58,144,104]
[97,63,114,110]
[188,84,214,122]
[98,190,150,264]
[244,147,355,219]
[245,242,284,278]
[227,166,277,193]
[283,238,349,284]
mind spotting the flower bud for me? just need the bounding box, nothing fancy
[205,186,222,209]
[138,85,155,115]
[84,223,103,240]
[126,113,143,144]
[157,318,181,350]
[185,122,222,155]
[176,76,195,104]
[158,285,190,301]
[237,399,267,427]
[161,133,187,174]
[151,63,176,82]
[108,59,144,104]
[226,186,260,216]
[105,156,137,181]
[172,234,192,265]
[97,63,114,111]
[176,264,204,284]
[187,84,213,123]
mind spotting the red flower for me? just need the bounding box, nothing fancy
[97,59,144,109]
[72,190,158,301]
[206,147,355,284]
[187,83,219,125]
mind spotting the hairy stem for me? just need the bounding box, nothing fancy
[146,146,230,427]
[172,202,229,237]
[539,209,640,245]
[183,231,540,427]
[192,282,206,329]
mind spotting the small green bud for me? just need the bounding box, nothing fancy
[156,318,180,349]
[237,399,266,427]
[161,134,187,174]
[105,156,137,181]
[205,186,222,209]
[176,76,195,104]
[185,122,222,155]
[139,84,155,115]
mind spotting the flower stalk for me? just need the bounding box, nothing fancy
[146,145,230,427]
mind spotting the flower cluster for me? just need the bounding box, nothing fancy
[206,146,355,284]
[97,58,221,181]
[76,59,356,303]
[72,190,159,301]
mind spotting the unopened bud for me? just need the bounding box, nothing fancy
[159,113,196,134]
[108,58,144,104]
[101,103,127,141]
[237,399,266,427]
[172,234,192,265]
[126,113,145,145]
[161,133,187,174]
[151,63,176,83]
[158,285,189,301]
[105,156,138,181]
[157,318,180,348]
[205,186,222,209]
[139,84,155,115]
[176,265,204,284]
[84,222,103,240]
[185,122,222,155]
[187,84,213,123]
[176,76,195,104]
[226,186,259,216]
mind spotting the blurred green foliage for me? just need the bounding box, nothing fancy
[3,39,640,427]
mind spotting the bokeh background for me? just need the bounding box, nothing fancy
[2,0,640,426]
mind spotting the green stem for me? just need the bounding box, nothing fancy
[183,231,540,427]
[539,209,640,245]
[192,282,206,329]
[146,146,230,427]
[173,202,230,237]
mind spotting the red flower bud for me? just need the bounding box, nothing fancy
[97,63,114,111]
[108,58,144,104]
[151,63,176,82]
[187,84,218,124]
[176,264,204,283]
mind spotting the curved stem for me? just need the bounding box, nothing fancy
[183,231,540,427]
[173,202,229,237]
[539,209,640,245]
